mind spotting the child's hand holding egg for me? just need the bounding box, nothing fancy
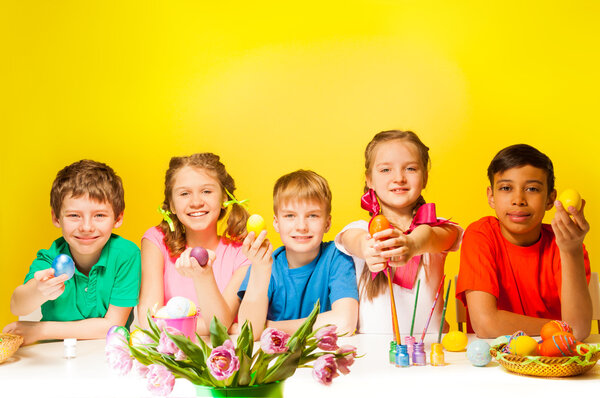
[558,189,582,214]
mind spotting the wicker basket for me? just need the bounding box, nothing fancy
[0,333,23,364]
[490,343,600,377]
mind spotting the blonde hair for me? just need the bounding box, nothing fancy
[159,153,249,257]
[51,160,124,218]
[273,170,332,215]
[361,130,430,300]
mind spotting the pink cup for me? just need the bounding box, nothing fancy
[152,314,198,341]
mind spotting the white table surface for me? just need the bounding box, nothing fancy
[1,334,599,397]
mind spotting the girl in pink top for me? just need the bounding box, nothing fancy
[138,153,250,334]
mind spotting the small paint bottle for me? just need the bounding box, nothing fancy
[64,338,77,359]
[395,344,410,367]
[405,336,416,360]
[412,342,426,366]
[430,343,445,366]
[389,341,397,365]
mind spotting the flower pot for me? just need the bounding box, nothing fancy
[194,381,284,397]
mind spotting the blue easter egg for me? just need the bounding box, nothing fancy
[51,254,75,280]
[467,340,492,367]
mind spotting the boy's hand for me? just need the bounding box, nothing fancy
[361,234,387,272]
[552,199,590,253]
[372,229,418,267]
[242,230,273,270]
[34,269,69,301]
[2,321,43,346]
[175,248,216,280]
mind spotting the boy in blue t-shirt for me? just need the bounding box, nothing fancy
[238,169,358,340]
[3,160,140,345]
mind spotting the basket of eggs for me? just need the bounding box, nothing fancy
[0,333,23,364]
[490,321,600,377]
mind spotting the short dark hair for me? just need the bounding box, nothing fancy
[487,144,555,193]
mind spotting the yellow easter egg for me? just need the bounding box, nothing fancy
[441,331,468,352]
[186,300,197,316]
[509,335,539,356]
[558,189,582,214]
[246,214,266,235]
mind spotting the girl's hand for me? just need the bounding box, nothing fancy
[34,269,69,301]
[2,321,43,346]
[361,234,387,272]
[242,230,273,270]
[552,199,590,253]
[175,248,216,280]
[373,229,418,267]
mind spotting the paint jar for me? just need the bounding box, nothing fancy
[412,342,426,366]
[64,338,77,359]
[389,341,397,365]
[395,344,410,367]
[405,336,416,360]
[430,343,445,366]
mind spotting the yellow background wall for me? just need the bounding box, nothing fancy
[2,1,599,330]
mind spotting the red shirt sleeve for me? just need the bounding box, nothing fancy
[456,218,500,307]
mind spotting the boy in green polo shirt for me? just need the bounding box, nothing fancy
[3,160,141,345]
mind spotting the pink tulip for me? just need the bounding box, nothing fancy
[174,348,187,361]
[157,327,183,355]
[260,328,290,354]
[105,344,133,376]
[312,354,339,385]
[105,331,129,349]
[315,326,338,351]
[207,340,240,380]
[146,364,175,396]
[335,345,357,375]
[132,359,150,378]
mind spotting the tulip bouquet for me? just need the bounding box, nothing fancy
[105,302,358,396]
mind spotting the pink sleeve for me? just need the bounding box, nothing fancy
[142,227,170,260]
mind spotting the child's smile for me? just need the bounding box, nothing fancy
[171,166,223,232]
[52,194,122,269]
[274,200,331,268]
[366,139,426,217]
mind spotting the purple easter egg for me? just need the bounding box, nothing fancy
[190,247,208,266]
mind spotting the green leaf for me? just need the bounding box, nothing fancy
[236,352,252,386]
[287,300,320,353]
[262,349,302,384]
[167,333,207,368]
[196,334,213,356]
[146,310,162,338]
[236,321,254,359]
[209,316,230,348]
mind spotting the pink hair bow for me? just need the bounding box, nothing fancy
[360,189,380,215]
[371,202,454,290]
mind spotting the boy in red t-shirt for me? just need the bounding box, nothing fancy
[456,144,592,340]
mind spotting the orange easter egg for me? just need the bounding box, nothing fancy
[540,320,572,341]
[538,333,578,357]
[368,214,391,236]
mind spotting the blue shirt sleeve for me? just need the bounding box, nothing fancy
[328,248,359,304]
[237,266,252,300]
